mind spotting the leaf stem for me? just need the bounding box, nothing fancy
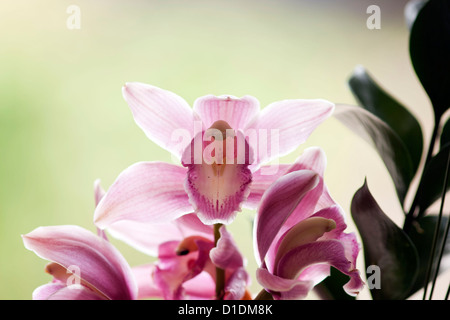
[214,223,225,300]
[422,150,450,299]
[404,116,440,233]
[429,194,450,300]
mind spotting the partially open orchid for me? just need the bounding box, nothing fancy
[131,225,250,300]
[93,178,250,300]
[22,225,138,300]
[93,83,334,227]
[253,147,364,300]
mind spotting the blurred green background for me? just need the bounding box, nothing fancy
[1,0,441,300]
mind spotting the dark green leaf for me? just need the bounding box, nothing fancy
[404,0,428,30]
[348,66,423,178]
[440,117,450,149]
[315,267,355,300]
[409,0,450,118]
[351,180,419,300]
[407,215,450,296]
[334,104,414,205]
[415,144,450,214]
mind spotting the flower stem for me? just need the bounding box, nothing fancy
[214,223,225,300]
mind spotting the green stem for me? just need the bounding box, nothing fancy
[214,223,225,300]
[404,116,440,233]
[429,183,450,300]
[422,150,450,299]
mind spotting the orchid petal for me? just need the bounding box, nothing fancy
[210,226,244,270]
[245,99,334,164]
[193,95,260,130]
[224,267,249,300]
[132,264,163,299]
[256,267,313,300]
[277,240,363,296]
[183,271,216,300]
[184,158,252,226]
[122,82,199,159]
[94,162,193,228]
[32,283,66,300]
[243,164,292,210]
[245,147,328,210]
[22,225,137,300]
[46,284,105,300]
[254,170,320,265]
[273,217,336,269]
[105,214,213,257]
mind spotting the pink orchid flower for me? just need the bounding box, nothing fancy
[253,147,364,300]
[93,83,334,227]
[22,225,138,300]
[130,225,250,300]
[94,177,250,300]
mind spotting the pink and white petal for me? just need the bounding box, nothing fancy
[23,225,138,300]
[94,162,193,229]
[193,95,260,130]
[132,264,163,299]
[276,240,350,279]
[245,147,328,210]
[276,240,364,296]
[183,271,216,300]
[297,264,331,286]
[285,147,328,177]
[254,170,320,265]
[224,267,249,300]
[256,267,313,300]
[184,162,252,225]
[243,164,292,210]
[210,226,244,271]
[32,282,66,300]
[246,99,334,165]
[47,284,106,300]
[106,220,185,256]
[123,82,199,159]
[174,213,215,240]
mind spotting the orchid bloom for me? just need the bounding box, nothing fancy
[93,83,334,227]
[253,147,364,300]
[133,225,250,300]
[22,225,138,300]
[94,176,250,300]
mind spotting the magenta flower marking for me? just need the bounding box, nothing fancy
[94,83,334,227]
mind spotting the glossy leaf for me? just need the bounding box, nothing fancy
[315,267,355,300]
[348,66,423,178]
[404,0,428,30]
[407,215,450,296]
[409,0,450,118]
[415,144,450,214]
[334,104,414,205]
[351,180,419,300]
